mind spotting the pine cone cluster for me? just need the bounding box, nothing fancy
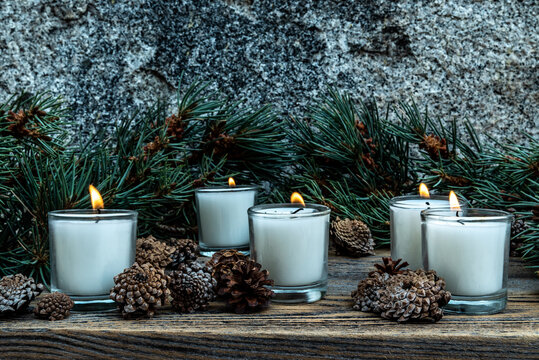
[136,235,198,270]
[0,274,44,316]
[352,257,451,323]
[331,217,375,257]
[110,262,170,319]
[34,292,74,321]
[208,250,273,313]
[169,262,216,313]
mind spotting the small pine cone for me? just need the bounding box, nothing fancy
[379,270,451,323]
[420,134,449,160]
[136,235,175,269]
[110,262,170,319]
[0,274,44,316]
[331,217,375,257]
[167,238,199,268]
[34,292,74,321]
[216,259,274,313]
[508,210,530,257]
[169,262,216,313]
[207,249,249,280]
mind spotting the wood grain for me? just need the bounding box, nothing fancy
[1,250,538,359]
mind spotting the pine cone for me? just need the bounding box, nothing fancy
[508,209,530,257]
[215,259,274,313]
[110,262,170,319]
[136,236,198,270]
[351,258,450,323]
[34,292,74,321]
[167,238,198,268]
[420,134,449,160]
[208,249,249,280]
[331,217,375,257]
[0,274,44,316]
[379,270,451,323]
[373,257,409,275]
[169,262,216,313]
[136,235,174,269]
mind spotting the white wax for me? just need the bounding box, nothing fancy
[390,199,449,269]
[197,189,256,248]
[250,208,329,286]
[50,219,135,296]
[424,220,507,296]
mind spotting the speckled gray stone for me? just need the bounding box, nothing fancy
[0,0,537,142]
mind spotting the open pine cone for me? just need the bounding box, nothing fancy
[167,238,198,268]
[0,274,44,316]
[110,262,170,319]
[208,249,249,280]
[34,292,74,321]
[169,262,216,313]
[136,235,198,270]
[352,258,451,323]
[331,217,375,257]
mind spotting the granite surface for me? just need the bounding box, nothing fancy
[0,0,537,142]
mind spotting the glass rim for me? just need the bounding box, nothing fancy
[48,209,138,221]
[421,208,512,222]
[195,185,258,193]
[389,194,468,209]
[248,203,331,218]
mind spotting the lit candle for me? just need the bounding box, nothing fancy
[195,178,257,256]
[248,193,330,303]
[49,185,137,306]
[422,194,512,314]
[390,184,459,269]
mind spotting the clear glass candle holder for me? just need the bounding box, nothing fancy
[49,210,137,310]
[196,185,258,256]
[390,195,457,270]
[248,203,330,303]
[422,208,512,314]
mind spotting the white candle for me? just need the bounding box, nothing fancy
[422,210,510,296]
[196,186,257,252]
[249,205,330,287]
[49,210,137,297]
[390,195,451,269]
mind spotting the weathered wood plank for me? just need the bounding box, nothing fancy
[1,250,538,359]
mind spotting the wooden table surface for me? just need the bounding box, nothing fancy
[1,250,538,359]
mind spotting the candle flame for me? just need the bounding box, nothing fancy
[449,191,461,211]
[89,185,104,210]
[228,177,236,187]
[419,183,430,198]
[290,192,305,206]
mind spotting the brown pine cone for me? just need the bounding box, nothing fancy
[420,134,449,160]
[136,235,175,269]
[169,262,216,313]
[351,258,450,323]
[110,262,170,319]
[331,217,375,257]
[207,249,249,280]
[0,274,44,316]
[215,259,274,313]
[167,238,198,268]
[379,270,451,323]
[34,292,74,321]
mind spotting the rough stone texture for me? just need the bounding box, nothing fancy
[0,0,537,142]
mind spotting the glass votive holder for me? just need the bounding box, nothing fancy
[390,195,470,270]
[49,210,137,310]
[248,203,330,303]
[195,185,257,256]
[422,208,512,314]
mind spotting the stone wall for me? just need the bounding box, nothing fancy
[0,0,537,142]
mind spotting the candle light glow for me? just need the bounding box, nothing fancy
[89,185,104,210]
[290,192,305,206]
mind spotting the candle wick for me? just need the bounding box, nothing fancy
[292,208,304,214]
[456,211,459,217]
[426,201,430,206]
